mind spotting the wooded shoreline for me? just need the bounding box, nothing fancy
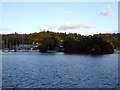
[1,31,120,54]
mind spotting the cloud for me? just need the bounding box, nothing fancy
[104,5,112,11]
[64,11,72,15]
[101,12,114,16]
[101,5,114,16]
[0,28,12,34]
[0,28,11,31]
[58,22,92,30]
[46,24,56,29]
[45,22,92,30]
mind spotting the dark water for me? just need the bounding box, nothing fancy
[2,52,118,88]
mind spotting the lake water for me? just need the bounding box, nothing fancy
[2,52,119,88]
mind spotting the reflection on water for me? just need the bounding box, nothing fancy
[2,52,118,88]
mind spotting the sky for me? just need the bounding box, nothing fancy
[0,2,118,35]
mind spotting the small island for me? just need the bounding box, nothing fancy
[38,33,114,54]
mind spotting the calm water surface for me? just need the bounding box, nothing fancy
[2,52,119,88]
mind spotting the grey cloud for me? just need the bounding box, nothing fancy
[101,5,114,16]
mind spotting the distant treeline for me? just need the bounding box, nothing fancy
[1,31,120,54]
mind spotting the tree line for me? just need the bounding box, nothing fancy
[2,31,120,54]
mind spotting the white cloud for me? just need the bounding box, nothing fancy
[46,24,56,29]
[101,12,114,16]
[64,11,72,15]
[58,22,92,30]
[0,28,12,34]
[101,5,114,16]
[0,28,11,31]
[45,22,92,30]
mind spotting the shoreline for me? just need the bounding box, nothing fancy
[1,50,120,55]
